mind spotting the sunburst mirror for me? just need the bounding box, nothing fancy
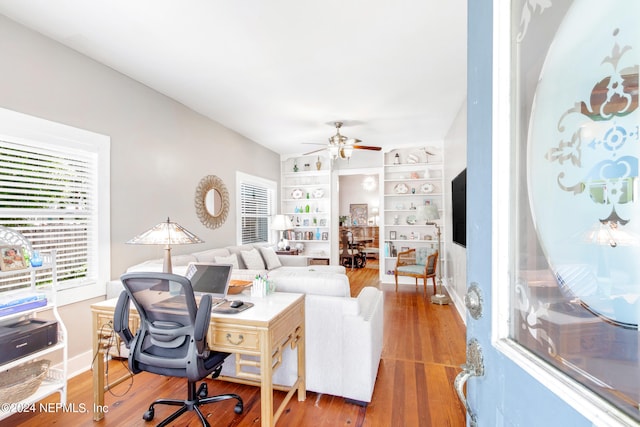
[195,175,229,229]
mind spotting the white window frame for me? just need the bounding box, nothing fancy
[0,108,110,306]
[492,2,635,426]
[235,171,277,245]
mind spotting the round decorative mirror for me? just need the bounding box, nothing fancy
[195,175,229,229]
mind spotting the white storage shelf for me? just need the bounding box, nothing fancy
[0,251,67,420]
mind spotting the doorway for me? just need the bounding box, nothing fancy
[337,172,381,271]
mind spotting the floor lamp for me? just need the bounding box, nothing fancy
[426,221,450,305]
[420,204,450,305]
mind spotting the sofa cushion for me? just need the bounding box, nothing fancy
[240,248,266,270]
[227,245,258,269]
[214,253,240,269]
[192,248,232,263]
[259,247,282,270]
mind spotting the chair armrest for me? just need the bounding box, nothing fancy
[194,294,212,356]
[113,291,134,347]
[396,248,416,267]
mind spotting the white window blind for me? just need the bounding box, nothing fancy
[239,180,273,244]
[0,139,97,290]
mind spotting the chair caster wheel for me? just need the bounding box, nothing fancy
[143,408,154,421]
[197,383,208,398]
[234,401,243,414]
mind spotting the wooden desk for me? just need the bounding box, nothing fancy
[91,292,305,426]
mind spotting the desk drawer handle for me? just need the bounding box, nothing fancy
[226,333,244,345]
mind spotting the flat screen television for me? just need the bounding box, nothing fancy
[451,168,466,247]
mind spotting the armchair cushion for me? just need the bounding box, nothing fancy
[396,265,425,275]
[415,247,433,265]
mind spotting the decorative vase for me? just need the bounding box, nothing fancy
[316,157,322,170]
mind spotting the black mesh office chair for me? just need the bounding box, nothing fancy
[114,272,243,427]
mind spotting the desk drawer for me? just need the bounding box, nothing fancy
[210,327,259,352]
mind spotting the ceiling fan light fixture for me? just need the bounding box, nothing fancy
[340,144,354,159]
[328,144,339,159]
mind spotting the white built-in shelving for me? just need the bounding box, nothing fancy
[381,146,446,283]
[280,154,332,259]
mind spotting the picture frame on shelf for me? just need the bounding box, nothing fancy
[0,246,27,271]
[390,231,397,240]
[319,218,327,226]
[321,232,328,240]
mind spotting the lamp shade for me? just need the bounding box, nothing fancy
[126,218,203,274]
[271,214,294,231]
[127,218,204,245]
[419,204,440,222]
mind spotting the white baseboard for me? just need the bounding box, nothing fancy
[63,349,94,379]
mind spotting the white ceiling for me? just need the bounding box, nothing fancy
[0,0,467,156]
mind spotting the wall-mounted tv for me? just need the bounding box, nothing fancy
[451,168,466,247]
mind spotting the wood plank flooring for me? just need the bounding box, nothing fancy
[7,262,467,426]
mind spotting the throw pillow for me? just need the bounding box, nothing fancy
[259,247,282,270]
[214,253,239,270]
[240,248,266,270]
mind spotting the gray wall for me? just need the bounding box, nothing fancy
[0,15,280,367]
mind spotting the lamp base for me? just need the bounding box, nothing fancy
[430,293,450,305]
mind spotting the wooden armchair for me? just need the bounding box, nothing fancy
[394,247,438,296]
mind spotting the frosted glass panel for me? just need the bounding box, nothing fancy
[511,0,639,421]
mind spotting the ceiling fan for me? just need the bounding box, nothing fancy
[303,122,382,160]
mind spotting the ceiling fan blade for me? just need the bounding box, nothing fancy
[303,147,327,156]
[353,145,382,151]
[301,142,325,145]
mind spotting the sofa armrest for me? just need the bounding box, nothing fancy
[277,255,308,267]
[230,268,267,281]
[342,287,384,403]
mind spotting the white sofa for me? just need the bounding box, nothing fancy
[106,243,384,404]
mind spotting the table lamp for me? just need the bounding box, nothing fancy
[127,217,203,273]
[271,215,294,250]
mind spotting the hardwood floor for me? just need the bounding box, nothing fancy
[7,262,467,426]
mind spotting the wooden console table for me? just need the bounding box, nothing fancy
[91,292,306,426]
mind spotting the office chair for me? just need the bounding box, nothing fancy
[114,272,243,427]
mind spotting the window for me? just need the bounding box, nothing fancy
[236,172,276,245]
[0,108,110,304]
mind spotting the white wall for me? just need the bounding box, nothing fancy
[443,99,467,317]
[0,15,280,369]
[338,174,380,224]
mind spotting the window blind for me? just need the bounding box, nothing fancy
[0,139,97,290]
[240,181,272,244]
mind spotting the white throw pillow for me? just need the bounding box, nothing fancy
[259,247,282,270]
[240,248,266,270]
[214,253,239,270]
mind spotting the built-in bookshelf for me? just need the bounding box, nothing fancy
[280,154,331,260]
[381,146,445,283]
